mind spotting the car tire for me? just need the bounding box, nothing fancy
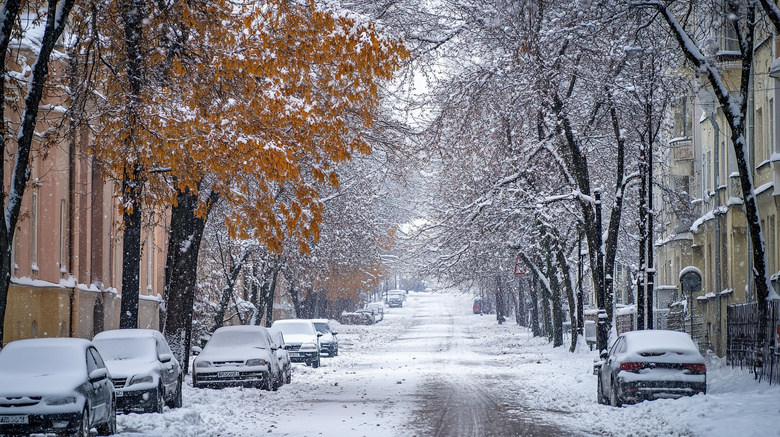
[168,378,183,409]
[285,369,292,384]
[150,383,165,413]
[97,396,117,435]
[333,347,338,357]
[596,380,606,405]
[74,407,89,437]
[609,379,623,407]
[312,357,320,368]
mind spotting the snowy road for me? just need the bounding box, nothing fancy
[114,292,780,437]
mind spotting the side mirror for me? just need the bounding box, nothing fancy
[159,353,173,363]
[599,351,608,360]
[191,346,203,356]
[89,368,108,382]
[331,332,338,336]
[317,333,323,337]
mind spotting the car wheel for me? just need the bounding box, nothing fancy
[285,369,292,384]
[596,380,606,405]
[263,373,274,391]
[97,396,117,435]
[73,407,89,437]
[305,360,312,366]
[609,379,623,407]
[333,347,338,357]
[150,383,165,413]
[168,378,183,409]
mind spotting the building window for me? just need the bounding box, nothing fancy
[31,191,38,271]
[757,107,764,164]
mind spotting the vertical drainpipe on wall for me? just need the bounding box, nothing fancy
[67,61,77,339]
[747,66,755,303]
[710,114,723,353]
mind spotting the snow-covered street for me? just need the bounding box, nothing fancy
[114,292,780,437]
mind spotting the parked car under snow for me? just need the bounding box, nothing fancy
[312,319,339,356]
[0,338,116,436]
[192,325,282,390]
[267,328,292,385]
[93,329,182,413]
[594,330,706,406]
[271,319,322,368]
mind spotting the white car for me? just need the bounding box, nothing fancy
[192,325,282,390]
[0,338,116,436]
[594,330,707,406]
[268,328,292,384]
[271,319,322,368]
[93,329,183,413]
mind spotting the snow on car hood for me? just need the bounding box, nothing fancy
[104,358,158,378]
[279,333,317,345]
[0,370,84,397]
[197,345,274,362]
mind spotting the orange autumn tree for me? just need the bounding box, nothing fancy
[73,0,406,359]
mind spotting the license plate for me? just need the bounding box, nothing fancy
[115,391,124,397]
[289,353,301,358]
[217,371,240,378]
[0,415,28,424]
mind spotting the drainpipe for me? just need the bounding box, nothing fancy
[710,114,723,353]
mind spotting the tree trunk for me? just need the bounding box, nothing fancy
[163,187,216,371]
[557,250,578,352]
[263,267,279,327]
[119,167,142,329]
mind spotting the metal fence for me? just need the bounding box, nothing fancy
[726,300,780,385]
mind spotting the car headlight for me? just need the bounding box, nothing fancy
[246,358,267,366]
[195,360,211,368]
[129,375,154,386]
[300,343,317,351]
[46,396,77,406]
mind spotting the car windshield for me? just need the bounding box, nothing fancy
[274,321,314,335]
[206,329,269,349]
[94,337,156,361]
[0,344,84,375]
[313,323,330,334]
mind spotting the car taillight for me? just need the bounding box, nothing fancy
[684,363,706,373]
[620,362,645,371]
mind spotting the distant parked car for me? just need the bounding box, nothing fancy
[0,338,116,436]
[364,302,385,322]
[594,330,706,406]
[355,308,376,324]
[268,328,292,384]
[271,319,322,368]
[339,312,363,325]
[387,290,405,308]
[312,319,339,356]
[93,329,183,413]
[192,325,282,390]
[473,298,492,314]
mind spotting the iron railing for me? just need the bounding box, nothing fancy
[727,300,780,385]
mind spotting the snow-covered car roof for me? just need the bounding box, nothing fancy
[0,338,92,376]
[620,330,702,356]
[311,318,330,324]
[272,319,317,335]
[93,328,161,340]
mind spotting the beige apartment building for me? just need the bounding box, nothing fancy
[654,29,780,356]
[2,22,167,345]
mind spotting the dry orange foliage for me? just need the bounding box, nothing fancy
[77,0,407,251]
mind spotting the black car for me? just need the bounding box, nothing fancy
[0,338,116,436]
[594,330,707,406]
[93,329,183,413]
